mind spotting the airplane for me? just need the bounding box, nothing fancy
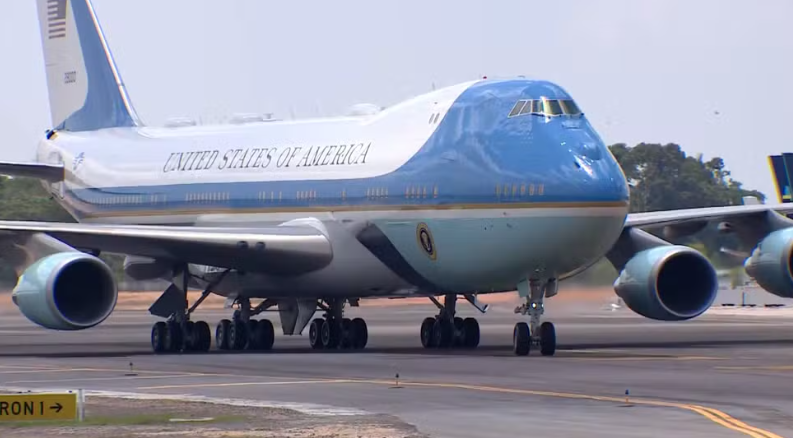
[4,0,793,357]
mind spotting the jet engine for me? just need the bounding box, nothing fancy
[11,252,118,330]
[613,245,718,321]
[743,228,793,298]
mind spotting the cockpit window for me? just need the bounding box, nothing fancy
[559,99,582,115]
[543,99,563,116]
[508,100,528,117]
[508,97,582,118]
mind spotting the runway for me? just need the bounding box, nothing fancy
[0,293,792,437]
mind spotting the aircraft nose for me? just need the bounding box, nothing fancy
[553,129,629,203]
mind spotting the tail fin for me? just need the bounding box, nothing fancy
[36,0,140,132]
[768,154,793,203]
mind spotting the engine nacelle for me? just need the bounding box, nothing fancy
[11,252,118,330]
[743,228,793,298]
[613,245,718,321]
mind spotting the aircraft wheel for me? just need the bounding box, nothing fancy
[453,317,465,347]
[513,322,530,356]
[539,322,556,356]
[245,320,260,350]
[308,318,324,349]
[216,319,231,350]
[420,317,435,348]
[151,321,167,353]
[351,317,368,349]
[339,318,353,349]
[321,319,340,349]
[253,319,275,351]
[194,321,212,352]
[463,317,480,349]
[433,318,453,348]
[165,321,183,352]
[229,320,247,350]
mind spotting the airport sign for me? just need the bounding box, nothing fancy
[0,393,78,421]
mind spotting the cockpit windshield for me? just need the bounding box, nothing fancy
[507,98,583,118]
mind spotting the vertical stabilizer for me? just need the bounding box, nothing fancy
[769,154,792,203]
[36,0,141,131]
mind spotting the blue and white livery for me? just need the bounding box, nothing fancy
[4,0,793,355]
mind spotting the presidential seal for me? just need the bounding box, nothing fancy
[416,222,437,260]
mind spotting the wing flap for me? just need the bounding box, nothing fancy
[0,161,64,182]
[0,221,333,275]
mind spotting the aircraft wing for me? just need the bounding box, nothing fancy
[0,162,64,182]
[0,221,332,275]
[625,203,793,229]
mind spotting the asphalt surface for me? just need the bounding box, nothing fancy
[0,295,792,438]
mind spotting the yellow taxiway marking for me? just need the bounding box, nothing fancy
[136,378,782,438]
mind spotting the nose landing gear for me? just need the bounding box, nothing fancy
[513,278,557,356]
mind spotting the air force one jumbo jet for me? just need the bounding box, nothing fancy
[4,0,793,356]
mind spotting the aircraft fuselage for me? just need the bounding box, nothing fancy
[37,78,630,298]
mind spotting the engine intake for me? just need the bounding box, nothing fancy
[743,228,793,298]
[613,245,718,321]
[11,252,118,330]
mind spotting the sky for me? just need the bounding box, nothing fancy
[1,0,791,200]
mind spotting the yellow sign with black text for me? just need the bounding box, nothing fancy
[0,393,77,421]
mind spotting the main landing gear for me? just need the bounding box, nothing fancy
[420,294,484,349]
[150,266,222,354]
[512,279,556,356]
[215,297,277,352]
[307,298,368,350]
[149,266,277,354]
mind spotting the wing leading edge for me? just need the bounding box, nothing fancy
[0,221,333,276]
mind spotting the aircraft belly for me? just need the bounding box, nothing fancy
[373,207,627,293]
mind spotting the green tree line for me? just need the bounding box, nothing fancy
[0,143,768,287]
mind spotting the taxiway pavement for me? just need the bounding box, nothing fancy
[0,294,791,438]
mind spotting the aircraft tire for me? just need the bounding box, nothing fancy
[539,322,556,356]
[245,320,260,350]
[339,318,353,349]
[216,319,231,350]
[321,319,340,349]
[309,318,324,349]
[194,321,212,352]
[253,319,275,351]
[453,317,465,347]
[513,322,530,356]
[151,321,167,353]
[351,317,368,349]
[420,317,435,348]
[433,318,453,348]
[165,321,183,352]
[463,317,480,348]
[229,320,247,350]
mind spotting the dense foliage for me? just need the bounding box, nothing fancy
[0,143,767,286]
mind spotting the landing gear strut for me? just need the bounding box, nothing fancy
[512,279,556,356]
[307,298,368,350]
[420,294,481,349]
